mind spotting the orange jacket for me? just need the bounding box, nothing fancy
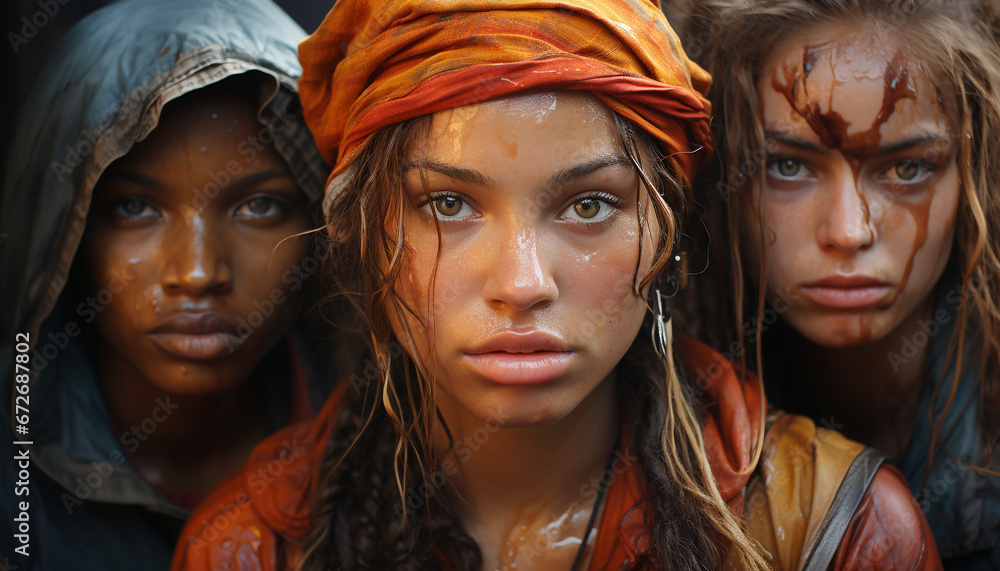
[172,336,940,570]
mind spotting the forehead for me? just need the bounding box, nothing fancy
[413,91,621,167]
[760,25,951,146]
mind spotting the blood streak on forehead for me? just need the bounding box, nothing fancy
[771,40,918,174]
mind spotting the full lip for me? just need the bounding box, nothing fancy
[800,274,894,309]
[463,331,574,385]
[147,311,245,361]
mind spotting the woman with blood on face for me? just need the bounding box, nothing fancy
[679,0,1000,568]
[173,1,941,570]
[0,0,331,568]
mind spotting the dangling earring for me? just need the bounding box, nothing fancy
[651,288,673,361]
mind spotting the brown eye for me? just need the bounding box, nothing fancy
[234,196,283,218]
[895,162,921,181]
[113,197,158,219]
[435,195,464,217]
[573,199,601,219]
[775,159,802,177]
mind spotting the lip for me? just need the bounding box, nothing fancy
[464,331,574,385]
[801,275,893,309]
[148,312,244,361]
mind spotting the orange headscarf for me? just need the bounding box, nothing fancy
[298,0,713,208]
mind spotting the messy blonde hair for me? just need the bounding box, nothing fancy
[296,105,767,570]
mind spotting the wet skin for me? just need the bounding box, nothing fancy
[82,83,311,490]
[751,26,960,347]
[394,91,659,570]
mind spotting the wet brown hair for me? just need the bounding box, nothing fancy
[678,0,1000,476]
[294,103,768,570]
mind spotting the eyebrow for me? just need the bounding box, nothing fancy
[229,169,295,191]
[765,130,949,155]
[403,155,631,190]
[101,170,167,190]
[548,155,631,188]
[403,160,496,188]
[101,168,293,192]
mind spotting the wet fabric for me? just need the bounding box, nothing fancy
[0,0,328,568]
[742,412,940,570]
[893,271,1000,569]
[296,0,714,213]
[171,335,940,570]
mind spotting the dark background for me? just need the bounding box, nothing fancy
[1,0,333,181]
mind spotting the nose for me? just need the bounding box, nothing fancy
[160,208,233,296]
[817,175,876,253]
[482,226,558,312]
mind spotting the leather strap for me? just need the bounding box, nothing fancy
[800,447,887,571]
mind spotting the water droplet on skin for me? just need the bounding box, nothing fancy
[128,258,140,265]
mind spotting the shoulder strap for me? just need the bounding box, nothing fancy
[800,447,887,571]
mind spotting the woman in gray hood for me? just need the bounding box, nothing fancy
[0,0,331,568]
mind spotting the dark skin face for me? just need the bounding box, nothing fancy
[84,87,310,397]
[81,84,311,491]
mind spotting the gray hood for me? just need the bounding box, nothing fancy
[1,0,327,347]
[0,0,328,522]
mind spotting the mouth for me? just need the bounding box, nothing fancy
[800,275,893,309]
[148,312,245,361]
[464,331,574,385]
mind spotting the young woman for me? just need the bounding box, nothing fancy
[0,0,330,568]
[681,0,1000,567]
[174,1,941,569]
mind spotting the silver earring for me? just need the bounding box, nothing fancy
[651,289,671,361]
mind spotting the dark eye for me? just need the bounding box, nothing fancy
[894,161,921,181]
[234,197,282,217]
[113,197,158,219]
[435,195,464,217]
[573,199,601,219]
[774,159,802,177]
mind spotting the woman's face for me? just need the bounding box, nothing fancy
[393,91,657,428]
[83,85,311,395]
[750,26,960,346]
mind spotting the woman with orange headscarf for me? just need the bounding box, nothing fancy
[172,1,941,569]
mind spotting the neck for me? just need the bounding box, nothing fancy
[94,340,270,492]
[770,297,933,458]
[435,374,619,570]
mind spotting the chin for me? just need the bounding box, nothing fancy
[460,390,579,428]
[145,363,245,396]
[793,314,892,347]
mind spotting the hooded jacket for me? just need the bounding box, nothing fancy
[0,1,328,568]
